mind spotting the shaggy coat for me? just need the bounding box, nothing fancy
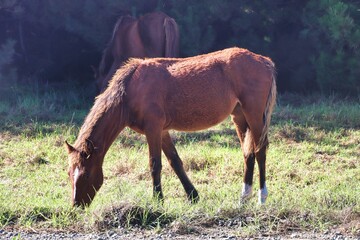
[66,47,276,207]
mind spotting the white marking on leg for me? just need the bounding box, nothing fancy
[241,183,253,202]
[258,182,268,204]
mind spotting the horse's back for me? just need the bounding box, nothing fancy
[123,48,275,132]
[127,48,262,131]
[128,48,273,98]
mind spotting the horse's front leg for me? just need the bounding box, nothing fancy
[161,131,199,203]
[144,119,165,201]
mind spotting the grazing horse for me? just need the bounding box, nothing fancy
[66,47,277,207]
[95,11,179,91]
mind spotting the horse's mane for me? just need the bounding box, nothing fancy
[102,58,142,99]
[76,58,142,149]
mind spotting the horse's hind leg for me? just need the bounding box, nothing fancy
[243,111,269,204]
[162,131,199,203]
[231,104,255,202]
[255,143,268,204]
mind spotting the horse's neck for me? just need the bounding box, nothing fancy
[76,101,127,157]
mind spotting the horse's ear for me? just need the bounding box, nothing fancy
[84,139,97,157]
[65,141,76,153]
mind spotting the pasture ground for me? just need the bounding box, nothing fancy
[0,82,359,238]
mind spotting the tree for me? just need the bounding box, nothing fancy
[303,0,360,95]
[0,0,359,95]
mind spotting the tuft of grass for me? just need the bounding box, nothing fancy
[0,85,359,237]
[94,202,174,231]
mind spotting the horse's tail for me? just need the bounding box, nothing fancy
[163,17,179,57]
[256,60,277,152]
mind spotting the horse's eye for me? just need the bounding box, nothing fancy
[80,152,88,159]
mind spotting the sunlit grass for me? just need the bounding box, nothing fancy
[0,85,359,236]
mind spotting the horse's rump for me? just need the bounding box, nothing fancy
[96,11,179,91]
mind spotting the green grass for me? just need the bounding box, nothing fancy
[0,84,359,236]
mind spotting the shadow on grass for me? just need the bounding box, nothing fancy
[94,202,326,235]
[0,206,79,228]
[275,93,360,130]
[1,83,358,148]
[0,81,96,137]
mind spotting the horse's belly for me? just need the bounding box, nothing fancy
[167,101,237,132]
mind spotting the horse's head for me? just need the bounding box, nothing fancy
[65,139,103,207]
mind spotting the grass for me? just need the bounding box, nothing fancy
[0,83,359,237]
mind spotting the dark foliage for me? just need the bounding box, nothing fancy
[0,0,359,95]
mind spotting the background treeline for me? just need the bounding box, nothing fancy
[0,0,359,95]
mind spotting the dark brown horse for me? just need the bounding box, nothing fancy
[66,47,277,207]
[95,11,179,91]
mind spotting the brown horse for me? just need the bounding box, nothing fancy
[66,47,277,207]
[95,11,179,91]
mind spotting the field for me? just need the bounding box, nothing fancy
[0,82,359,238]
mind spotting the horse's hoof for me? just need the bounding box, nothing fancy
[240,195,250,203]
[239,194,252,207]
[188,189,199,204]
[240,183,253,203]
[153,192,164,203]
[258,188,268,204]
